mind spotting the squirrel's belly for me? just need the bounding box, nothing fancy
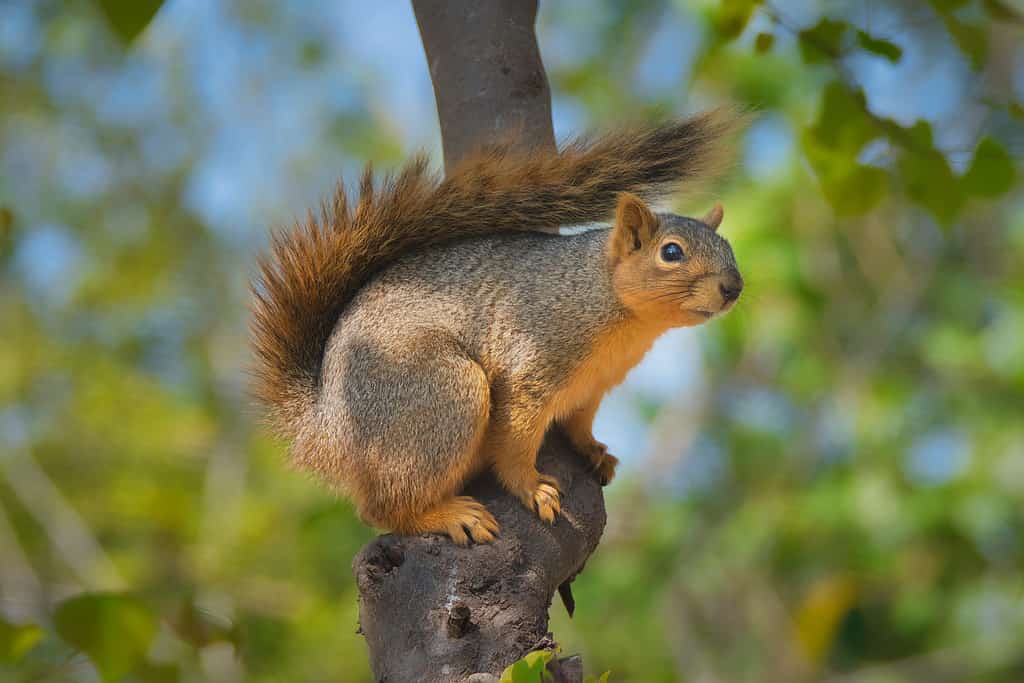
[550,322,663,419]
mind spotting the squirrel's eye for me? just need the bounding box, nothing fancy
[660,242,685,262]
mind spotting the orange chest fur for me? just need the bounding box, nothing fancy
[550,320,662,419]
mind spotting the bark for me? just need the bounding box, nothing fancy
[352,3,608,681]
[354,433,605,682]
[411,0,556,171]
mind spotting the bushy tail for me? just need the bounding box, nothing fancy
[250,109,743,433]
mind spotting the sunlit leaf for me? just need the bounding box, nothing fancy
[93,0,165,43]
[500,650,554,683]
[856,30,902,62]
[798,18,848,63]
[0,618,44,664]
[54,593,158,682]
[699,47,804,109]
[963,136,1016,198]
[794,576,859,662]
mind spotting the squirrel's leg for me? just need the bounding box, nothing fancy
[485,393,562,524]
[331,332,498,545]
[559,399,619,486]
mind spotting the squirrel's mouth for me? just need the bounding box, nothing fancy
[692,301,735,319]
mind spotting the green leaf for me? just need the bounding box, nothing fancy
[54,593,158,682]
[928,0,971,10]
[0,205,13,263]
[942,15,988,69]
[136,661,181,683]
[856,30,902,62]
[903,120,936,149]
[899,146,964,224]
[93,0,165,43]
[880,119,965,221]
[168,597,234,649]
[584,673,612,683]
[802,82,889,215]
[235,612,290,674]
[755,32,775,53]
[963,137,1016,198]
[808,82,876,151]
[714,0,761,40]
[500,650,554,683]
[826,164,889,216]
[0,618,44,664]
[984,0,1024,22]
[798,18,848,64]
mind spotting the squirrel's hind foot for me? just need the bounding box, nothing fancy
[399,496,500,546]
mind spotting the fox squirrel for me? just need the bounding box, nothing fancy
[251,111,744,544]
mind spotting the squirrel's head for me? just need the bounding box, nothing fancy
[607,193,743,327]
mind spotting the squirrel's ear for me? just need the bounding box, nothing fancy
[702,203,724,231]
[610,193,657,261]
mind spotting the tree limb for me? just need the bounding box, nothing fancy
[412,0,556,171]
[355,434,605,682]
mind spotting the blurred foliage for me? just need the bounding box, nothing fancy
[1,0,1023,682]
[92,0,166,43]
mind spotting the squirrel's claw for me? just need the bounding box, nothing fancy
[592,452,619,486]
[532,474,562,524]
[439,497,500,545]
[574,438,619,486]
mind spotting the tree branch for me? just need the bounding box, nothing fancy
[355,434,605,682]
[351,3,607,681]
[412,0,556,170]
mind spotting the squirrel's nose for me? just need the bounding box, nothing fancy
[719,276,743,303]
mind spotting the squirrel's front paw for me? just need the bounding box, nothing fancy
[574,438,619,486]
[518,474,562,524]
[592,451,619,486]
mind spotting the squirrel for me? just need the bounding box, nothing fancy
[250,110,744,545]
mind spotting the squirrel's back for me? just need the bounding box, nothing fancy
[324,229,620,381]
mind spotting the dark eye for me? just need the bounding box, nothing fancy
[660,242,685,262]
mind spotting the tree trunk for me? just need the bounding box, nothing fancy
[412,0,555,172]
[352,3,608,682]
